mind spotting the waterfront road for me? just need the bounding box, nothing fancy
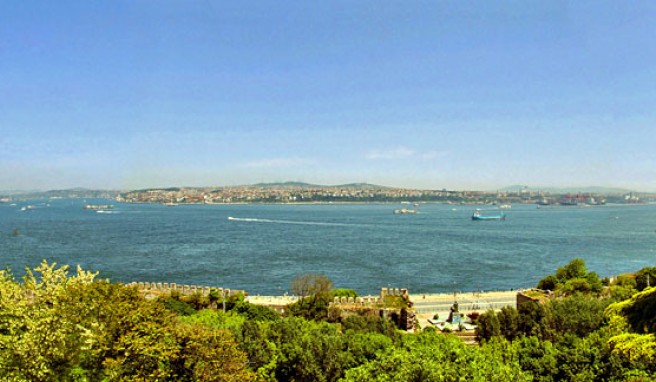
[410,290,518,327]
[246,290,519,329]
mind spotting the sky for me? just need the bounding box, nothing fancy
[1,1,655,192]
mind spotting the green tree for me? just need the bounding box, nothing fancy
[343,331,530,381]
[332,288,359,298]
[266,317,350,382]
[171,323,258,382]
[635,267,656,291]
[287,291,333,321]
[179,309,247,334]
[610,275,638,301]
[518,300,553,341]
[537,275,558,291]
[239,321,278,376]
[555,328,613,381]
[618,286,656,334]
[548,295,610,340]
[560,278,593,294]
[497,306,520,341]
[340,315,400,340]
[160,296,197,316]
[231,300,281,322]
[476,310,501,342]
[586,271,603,293]
[290,273,333,300]
[288,274,334,321]
[342,331,394,365]
[538,259,604,296]
[556,259,588,281]
[516,336,559,382]
[0,260,260,381]
[0,261,100,381]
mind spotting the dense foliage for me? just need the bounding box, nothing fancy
[0,261,256,381]
[2,260,656,381]
[475,259,656,381]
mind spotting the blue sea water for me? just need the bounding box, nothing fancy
[1,199,655,295]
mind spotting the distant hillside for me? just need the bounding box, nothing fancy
[499,185,636,194]
[251,182,321,189]
[250,182,389,190]
[0,189,40,196]
[334,182,391,190]
[4,189,121,200]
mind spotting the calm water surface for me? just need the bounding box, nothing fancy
[1,199,655,295]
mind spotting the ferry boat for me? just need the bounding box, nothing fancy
[472,210,506,221]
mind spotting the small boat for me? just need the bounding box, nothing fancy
[394,208,417,214]
[472,210,506,221]
[499,204,511,209]
[83,204,114,210]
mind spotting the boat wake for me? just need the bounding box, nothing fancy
[227,216,351,227]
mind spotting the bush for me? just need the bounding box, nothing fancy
[635,267,656,291]
[467,312,480,324]
[537,259,604,296]
[537,275,558,291]
[333,288,359,298]
[161,296,197,316]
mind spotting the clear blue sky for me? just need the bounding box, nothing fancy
[1,1,655,191]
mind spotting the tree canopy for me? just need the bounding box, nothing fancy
[537,258,603,295]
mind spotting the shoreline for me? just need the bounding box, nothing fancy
[117,200,645,205]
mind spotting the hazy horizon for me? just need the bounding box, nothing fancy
[2,2,655,192]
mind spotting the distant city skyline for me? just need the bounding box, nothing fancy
[2,2,655,192]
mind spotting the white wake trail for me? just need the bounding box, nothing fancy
[227,216,351,227]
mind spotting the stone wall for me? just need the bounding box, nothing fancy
[329,287,416,330]
[516,289,553,306]
[330,287,410,307]
[126,282,241,299]
[379,287,409,300]
[331,295,381,306]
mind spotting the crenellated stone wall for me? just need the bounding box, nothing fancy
[330,287,411,307]
[380,287,409,299]
[126,282,241,299]
[332,295,380,305]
